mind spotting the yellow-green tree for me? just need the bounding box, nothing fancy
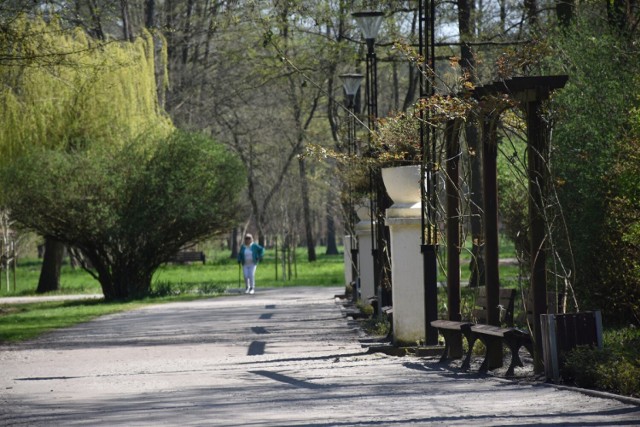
[0,17,171,156]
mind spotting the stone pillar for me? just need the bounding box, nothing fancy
[386,209,425,345]
[343,236,353,288]
[354,202,374,303]
[355,221,375,303]
[382,165,426,345]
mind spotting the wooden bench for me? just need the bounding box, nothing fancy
[169,251,206,264]
[463,291,562,376]
[431,288,524,374]
[430,319,474,368]
[465,290,559,376]
[469,324,533,376]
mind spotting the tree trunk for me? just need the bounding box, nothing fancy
[88,0,105,40]
[36,238,64,293]
[525,0,538,28]
[607,0,629,32]
[182,0,195,65]
[401,10,420,112]
[325,192,339,255]
[144,0,156,28]
[120,0,134,41]
[230,227,239,259]
[556,0,574,27]
[298,156,316,261]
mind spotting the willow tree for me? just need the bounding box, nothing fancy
[0,17,172,293]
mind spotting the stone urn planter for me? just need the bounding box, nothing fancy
[355,201,371,222]
[381,165,422,217]
[381,165,422,206]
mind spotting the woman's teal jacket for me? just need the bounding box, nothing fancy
[237,243,265,265]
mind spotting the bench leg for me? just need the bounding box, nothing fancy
[504,336,533,377]
[505,343,523,377]
[439,343,450,363]
[478,335,503,373]
[437,330,450,363]
[461,334,477,371]
[437,329,464,362]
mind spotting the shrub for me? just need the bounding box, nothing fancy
[561,327,640,397]
[357,302,374,317]
[1,131,245,300]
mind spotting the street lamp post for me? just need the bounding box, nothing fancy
[339,73,363,296]
[419,0,439,345]
[352,11,384,131]
[353,10,388,314]
[339,73,363,164]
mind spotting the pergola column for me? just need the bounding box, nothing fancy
[445,119,464,357]
[481,111,503,369]
[526,94,549,373]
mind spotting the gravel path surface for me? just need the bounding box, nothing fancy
[1,286,639,426]
[0,294,103,305]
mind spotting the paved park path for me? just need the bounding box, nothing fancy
[1,286,639,426]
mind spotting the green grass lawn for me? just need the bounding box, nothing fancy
[0,246,346,297]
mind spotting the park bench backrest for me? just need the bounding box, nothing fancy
[471,287,516,326]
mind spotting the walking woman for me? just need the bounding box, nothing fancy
[237,234,265,294]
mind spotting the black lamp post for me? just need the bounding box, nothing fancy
[419,0,439,345]
[339,73,363,297]
[352,11,384,131]
[339,73,363,162]
[353,10,388,314]
[339,73,363,111]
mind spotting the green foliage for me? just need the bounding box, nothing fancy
[496,130,530,264]
[362,317,391,337]
[562,327,640,397]
[373,111,423,166]
[1,131,245,300]
[356,301,374,317]
[547,16,640,323]
[150,281,226,297]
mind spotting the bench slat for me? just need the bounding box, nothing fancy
[169,251,206,264]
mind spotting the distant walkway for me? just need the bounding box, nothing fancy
[0,294,103,305]
[1,287,639,426]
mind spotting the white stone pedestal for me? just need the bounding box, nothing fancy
[355,221,375,303]
[343,235,353,288]
[386,207,425,345]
